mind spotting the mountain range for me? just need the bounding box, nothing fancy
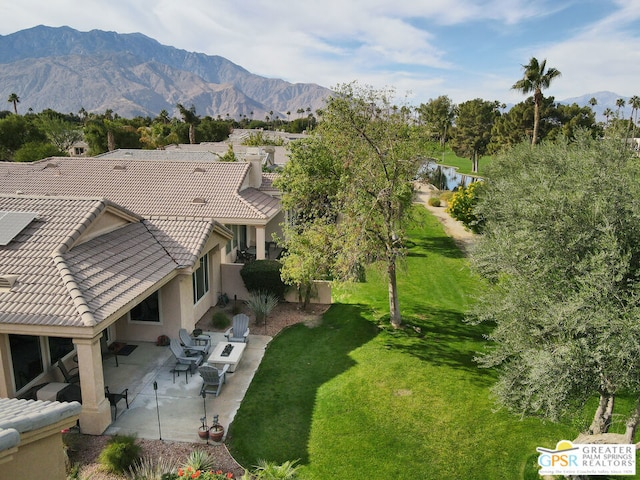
[0,26,635,122]
[0,25,333,119]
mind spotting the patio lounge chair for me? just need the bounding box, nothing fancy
[224,314,250,343]
[198,364,230,397]
[170,338,204,372]
[179,328,210,355]
[57,359,80,384]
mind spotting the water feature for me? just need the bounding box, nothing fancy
[417,160,482,191]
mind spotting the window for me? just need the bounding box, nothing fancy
[10,334,43,391]
[193,253,210,304]
[130,291,161,323]
[49,337,74,365]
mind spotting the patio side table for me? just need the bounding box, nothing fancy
[171,363,190,383]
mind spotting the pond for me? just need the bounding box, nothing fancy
[417,159,482,191]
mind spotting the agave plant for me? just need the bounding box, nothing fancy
[252,459,300,479]
[245,291,278,325]
[181,449,215,472]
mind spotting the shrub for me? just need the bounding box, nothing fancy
[128,456,178,480]
[211,311,231,330]
[98,434,142,474]
[240,260,287,299]
[427,197,441,207]
[446,181,484,233]
[439,190,454,203]
[245,291,279,325]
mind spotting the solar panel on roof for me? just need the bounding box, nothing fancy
[0,210,39,246]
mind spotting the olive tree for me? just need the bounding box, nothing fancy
[470,132,640,443]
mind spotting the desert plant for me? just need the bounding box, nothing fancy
[211,311,231,330]
[245,291,278,325]
[128,456,178,480]
[427,196,441,207]
[181,449,215,472]
[98,434,142,474]
[252,459,300,479]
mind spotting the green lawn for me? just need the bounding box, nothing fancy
[433,146,492,176]
[227,206,633,479]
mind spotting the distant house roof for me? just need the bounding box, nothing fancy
[0,397,81,453]
[0,156,280,222]
[0,195,224,328]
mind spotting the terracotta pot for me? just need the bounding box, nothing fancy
[198,426,209,440]
[209,425,224,442]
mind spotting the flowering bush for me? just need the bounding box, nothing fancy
[446,181,484,233]
[177,466,234,479]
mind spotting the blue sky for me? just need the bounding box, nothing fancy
[2,0,640,106]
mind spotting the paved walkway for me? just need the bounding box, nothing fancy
[103,332,271,443]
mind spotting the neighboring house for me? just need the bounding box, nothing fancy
[0,154,282,435]
[0,397,81,480]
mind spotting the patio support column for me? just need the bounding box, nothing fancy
[255,226,266,259]
[0,334,11,397]
[74,335,111,435]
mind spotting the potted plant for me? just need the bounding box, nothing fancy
[198,417,209,440]
[209,415,224,442]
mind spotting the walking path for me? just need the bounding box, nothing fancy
[413,182,476,254]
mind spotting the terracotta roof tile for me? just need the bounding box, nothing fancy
[0,195,216,328]
[0,157,280,222]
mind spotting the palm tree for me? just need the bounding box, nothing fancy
[628,95,640,139]
[511,57,561,145]
[603,107,614,124]
[177,103,198,144]
[7,93,20,114]
[588,97,598,108]
[616,98,626,118]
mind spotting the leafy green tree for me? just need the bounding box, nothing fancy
[470,132,640,442]
[7,93,20,114]
[416,95,456,147]
[0,114,47,160]
[511,57,561,145]
[449,98,501,172]
[196,117,231,142]
[277,82,423,327]
[36,113,83,153]
[275,138,342,308]
[14,141,65,162]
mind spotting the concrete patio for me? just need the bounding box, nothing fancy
[101,332,271,443]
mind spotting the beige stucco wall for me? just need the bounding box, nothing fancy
[221,263,250,301]
[3,416,79,480]
[284,280,332,304]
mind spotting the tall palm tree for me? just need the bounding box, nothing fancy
[512,57,561,145]
[616,98,626,117]
[628,95,640,139]
[603,108,614,124]
[177,103,198,144]
[7,93,20,114]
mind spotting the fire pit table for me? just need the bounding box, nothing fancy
[207,342,246,373]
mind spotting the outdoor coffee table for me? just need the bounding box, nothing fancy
[207,342,246,373]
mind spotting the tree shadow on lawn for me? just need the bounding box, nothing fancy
[227,303,378,467]
[381,307,495,385]
[405,235,466,260]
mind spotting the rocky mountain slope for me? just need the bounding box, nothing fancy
[0,25,332,119]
